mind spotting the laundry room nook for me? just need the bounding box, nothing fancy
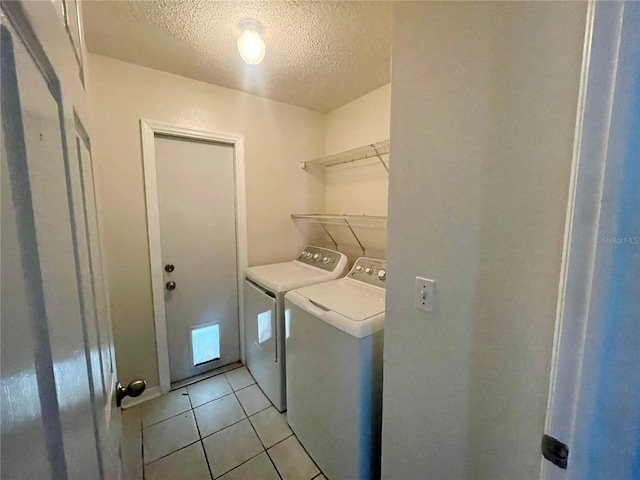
[3,1,639,480]
[88,49,393,478]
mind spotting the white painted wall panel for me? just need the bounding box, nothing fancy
[322,83,391,260]
[382,2,586,479]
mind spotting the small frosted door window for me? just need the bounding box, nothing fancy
[191,324,220,366]
[258,310,272,344]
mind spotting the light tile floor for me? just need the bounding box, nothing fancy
[121,366,324,480]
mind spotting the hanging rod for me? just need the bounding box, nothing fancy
[301,140,390,170]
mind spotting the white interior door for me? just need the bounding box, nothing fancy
[1,4,119,478]
[155,135,240,383]
[543,2,640,478]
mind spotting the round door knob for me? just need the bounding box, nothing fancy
[166,280,176,291]
[165,264,175,273]
[377,269,387,281]
[116,378,146,408]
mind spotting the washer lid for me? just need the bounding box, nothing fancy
[246,261,340,293]
[290,278,385,321]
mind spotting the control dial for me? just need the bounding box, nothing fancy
[364,267,373,275]
[322,257,330,264]
[313,253,321,261]
[377,269,386,281]
[355,265,364,272]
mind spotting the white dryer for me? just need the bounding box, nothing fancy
[285,257,386,480]
[244,246,348,412]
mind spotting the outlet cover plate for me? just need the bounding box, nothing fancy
[415,277,436,312]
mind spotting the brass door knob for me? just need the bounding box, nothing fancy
[116,378,146,408]
[166,280,176,291]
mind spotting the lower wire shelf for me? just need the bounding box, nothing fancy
[291,214,388,255]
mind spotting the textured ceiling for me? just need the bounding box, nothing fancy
[82,1,393,112]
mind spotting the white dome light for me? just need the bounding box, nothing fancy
[238,19,265,65]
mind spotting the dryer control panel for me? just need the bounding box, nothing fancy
[348,257,387,288]
[297,246,345,272]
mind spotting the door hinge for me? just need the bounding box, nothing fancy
[542,434,569,469]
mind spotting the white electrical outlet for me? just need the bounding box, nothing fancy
[415,277,436,312]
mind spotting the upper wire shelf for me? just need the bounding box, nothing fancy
[301,140,390,170]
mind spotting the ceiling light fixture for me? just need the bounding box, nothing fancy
[237,18,265,65]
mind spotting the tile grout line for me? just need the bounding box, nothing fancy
[286,431,324,479]
[239,372,323,479]
[232,381,257,395]
[252,405,324,479]
[140,387,191,428]
[200,375,262,479]
[214,450,269,479]
[144,439,202,467]
[140,367,317,479]
[141,391,215,473]
[194,373,265,478]
[264,432,295,451]
[140,415,146,480]
[136,369,236,477]
[232,384,284,480]
[144,389,236,429]
[198,372,248,443]
[199,416,251,442]
[241,375,324,478]
[186,387,215,480]
[246,403,273,419]
[264,443,285,479]
[170,363,244,392]
[142,406,192,429]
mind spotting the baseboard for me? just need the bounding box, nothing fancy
[121,385,161,409]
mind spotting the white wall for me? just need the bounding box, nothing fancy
[382,2,586,479]
[88,54,325,387]
[319,84,391,260]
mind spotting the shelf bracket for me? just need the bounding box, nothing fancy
[344,218,366,256]
[373,145,389,173]
[320,224,339,249]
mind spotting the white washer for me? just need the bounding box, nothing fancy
[244,246,348,412]
[285,257,386,480]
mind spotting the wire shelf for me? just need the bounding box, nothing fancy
[301,140,390,170]
[291,214,388,230]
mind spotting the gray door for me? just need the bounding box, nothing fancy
[155,135,240,383]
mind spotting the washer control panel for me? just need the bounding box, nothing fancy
[348,257,387,288]
[297,246,344,272]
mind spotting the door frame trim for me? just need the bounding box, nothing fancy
[140,119,248,394]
